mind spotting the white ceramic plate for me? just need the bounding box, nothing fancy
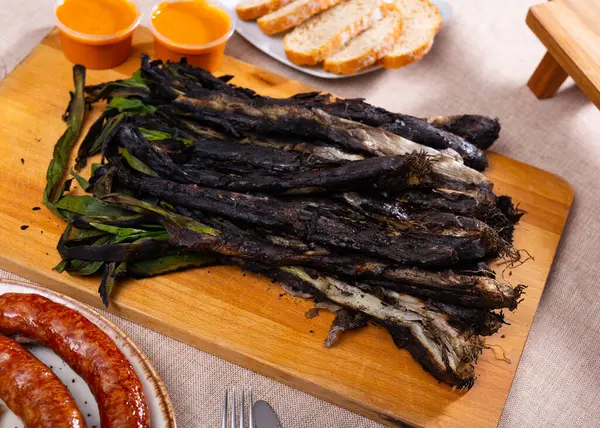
[221,0,452,79]
[0,279,176,428]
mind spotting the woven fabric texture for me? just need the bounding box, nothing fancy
[2,1,600,426]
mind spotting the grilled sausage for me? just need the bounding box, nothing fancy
[0,293,150,428]
[0,334,85,427]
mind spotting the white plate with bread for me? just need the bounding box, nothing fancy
[225,0,452,78]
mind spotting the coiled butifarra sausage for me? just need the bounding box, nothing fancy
[0,293,150,428]
[0,333,85,427]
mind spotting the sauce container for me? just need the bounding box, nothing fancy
[149,0,236,71]
[54,0,141,69]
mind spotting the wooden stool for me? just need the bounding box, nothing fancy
[526,0,600,106]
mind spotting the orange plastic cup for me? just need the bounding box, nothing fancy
[54,0,141,69]
[149,0,236,72]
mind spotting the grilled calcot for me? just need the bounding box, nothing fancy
[43,57,523,390]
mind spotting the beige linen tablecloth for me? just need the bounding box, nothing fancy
[2,1,599,426]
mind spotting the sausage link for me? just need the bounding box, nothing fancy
[0,293,150,428]
[0,334,85,427]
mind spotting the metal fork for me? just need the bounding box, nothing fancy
[221,388,254,428]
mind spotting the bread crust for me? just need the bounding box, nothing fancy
[324,11,404,74]
[378,0,441,68]
[258,0,343,35]
[236,0,294,21]
[284,1,386,66]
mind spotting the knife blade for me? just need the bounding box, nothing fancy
[253,400,281,428]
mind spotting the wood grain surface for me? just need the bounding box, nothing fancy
[527,51,569,98]
[527,0,600,105]
[0,28,574,427]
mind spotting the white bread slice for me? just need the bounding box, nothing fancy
[284,0,389,66]
[236,0,295,21]
[323,10,403,74]
[258,0,343,35]
[379,0,441,68]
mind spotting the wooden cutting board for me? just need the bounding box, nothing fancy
[0,28,574,427]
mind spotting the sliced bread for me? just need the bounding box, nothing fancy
[379,0,441,68]
[323,10,403,74]
[284,0,389,66]
[236,0,295,21]
[257,0,343,35]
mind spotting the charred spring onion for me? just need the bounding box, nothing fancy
[42,57,524,389]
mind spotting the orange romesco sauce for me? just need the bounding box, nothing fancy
[56,0,139,69]
[151,1,232,71]
[56,0,137,36]
[152,1,231,46]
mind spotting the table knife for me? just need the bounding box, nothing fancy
[253,400,281,428]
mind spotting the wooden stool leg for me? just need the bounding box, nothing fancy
[528,51,568,99]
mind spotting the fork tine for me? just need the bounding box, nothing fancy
[239,389,245,428]
[231,388,236,428]
[221,390,228,428]
[248,390,254,428]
